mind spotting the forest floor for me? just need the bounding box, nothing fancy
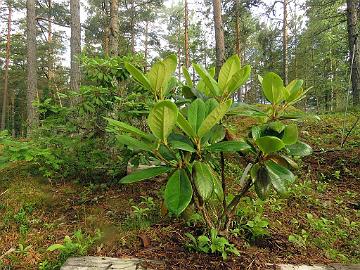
[0,113,359,270]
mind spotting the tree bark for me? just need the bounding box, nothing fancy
[1,1,12,130]
[130,0,136,53]
[70,0,81,93]
[184,0,190,68]
[212,0,225,77]
[48,0,55,99]
[346,0,360,105]
[235,0,241,57]
[109,0,119,56]
[283,0,288,85]
[144,20,149,72]
[26,0,38,132]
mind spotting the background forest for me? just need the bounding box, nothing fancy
[0,0,359,269]
[0,0,359,135]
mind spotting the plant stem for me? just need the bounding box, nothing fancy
[222,163,253,233]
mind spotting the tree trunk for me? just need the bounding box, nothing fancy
[346,0,360,105]
[1,1,12,130]
[212,0,225,77]
[235,0,241,57]
[144,20,149,72]
[26,0,38,133]
[184,0,190,68]
[70,0,81,93]
[109,0,119,56]
[48,0,55,98]
[130,0,136,53]
[283,0,288,85]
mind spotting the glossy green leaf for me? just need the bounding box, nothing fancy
[182,66,193,87]
[211,169,224,201]
[205,98,219,116]
[251,126,263,140]
[165,169,193,216]
[225,65,251,95]
[116,135,153,151]
[206,140,251,152]
[218,55,241,91]
[197,100,232,138]
[148,101,178,142]
[209,124,225,144]
[262,72,284,104]
[105,117,148,139]
[124,62,151,90]
[285,79,303,101]
[268,121,285,133]
[177,112,196,138]
[193,63,221,96]
[162,55,178,91]
[255,136,285,154]
[120,166,172,184]
[171,140,196,152]
[147,61,166,95]
[265,160,295,194]
[188,99,206,133]
[286,141,312,156]
[251,164,271,200]
[193,161,215,201]
[282,124,298,145]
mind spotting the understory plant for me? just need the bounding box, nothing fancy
[107,54,313,234]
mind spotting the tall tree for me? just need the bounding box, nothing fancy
[109,0,119,56]
[283,0,288,85]
[184,0,190,67]
[212,0,225,76]
[70,0,81,93]
[26,0,38,131]
[1,0,12,130]
[346,0,360,105]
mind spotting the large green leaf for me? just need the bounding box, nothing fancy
[209,124,225,144]
[262,72,284,104]
[147,61,166,95]
[286,141,312,156]
[105,117,148,139]
[165,169,193,216]
[210,168,224,201]
[251,164,271,200]
[125,62,151,90]
[148,101,178,142]
[265,160,295,194]
[205,98,219,116]
[225,65,251,95]
[120,166,172,184]
[182,66,193,87]
[171,140,196,152]
[255,136,285,154]
[282,124,298,145]
[285,79,303,101]
[188,99,206,133]
[206,140,251,152]
[162,55,178,92]
[177,112,196,138]
[197,100,232,138]
[193,63,221,96]
[218,55,241,91]
[193,161,215,201]
[268,121,285,133]
[116,135,153,151]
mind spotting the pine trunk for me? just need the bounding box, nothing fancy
[1,1,12,130]
[283,0,288,85]
[184,0,190,68]
[26,0,38,132]
[109,0,119,56]
[144,20,149,72]
[212,0,225,76]
[70,0,81,93]
[346,0,360,105]
[235,0,241,56]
